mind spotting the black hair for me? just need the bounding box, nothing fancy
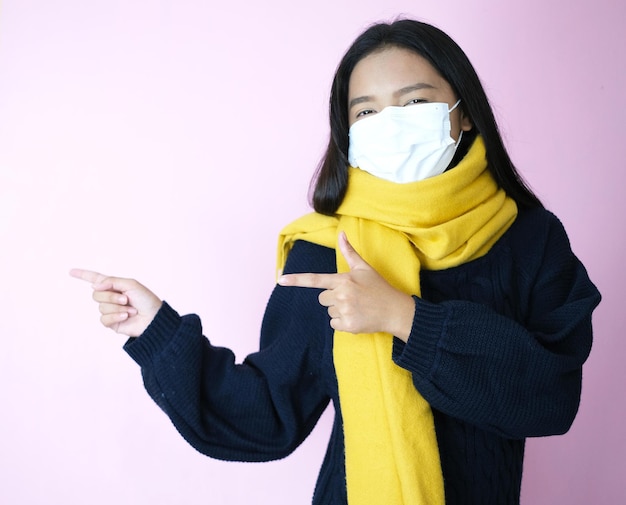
[311,18,543,214]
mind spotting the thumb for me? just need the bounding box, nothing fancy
[338,232,370,271]
[92,276,142,294]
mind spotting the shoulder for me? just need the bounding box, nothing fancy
[503,206,572,260]
[283,240,337,275]
[501,206,598,300]
[509,206,567,238]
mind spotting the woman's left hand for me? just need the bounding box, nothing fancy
[278,232,415,342]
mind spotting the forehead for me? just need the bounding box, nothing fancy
[348,46,448,97]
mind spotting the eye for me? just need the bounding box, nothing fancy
[355,108,376,118]
[404,98,428,106]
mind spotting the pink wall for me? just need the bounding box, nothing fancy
[0,0,623,503]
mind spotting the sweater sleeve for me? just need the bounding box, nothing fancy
[392,210,601,439]
[123,241,332,462]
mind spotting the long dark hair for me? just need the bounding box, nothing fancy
[311,19,543,214]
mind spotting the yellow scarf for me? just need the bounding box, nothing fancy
[277,137,518,504]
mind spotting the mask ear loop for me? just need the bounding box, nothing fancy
[448,99,463,146]
[455,130,464,147]
[448,98,462,113]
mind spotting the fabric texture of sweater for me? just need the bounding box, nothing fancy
[124,206,601,504]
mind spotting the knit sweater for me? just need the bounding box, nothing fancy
[124,207,601,504]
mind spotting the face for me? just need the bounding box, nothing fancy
[347,46,473,139]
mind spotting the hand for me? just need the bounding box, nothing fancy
[69,269,163,337]
[278,232,415,341]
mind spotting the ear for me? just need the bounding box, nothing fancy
[460,108,473,132]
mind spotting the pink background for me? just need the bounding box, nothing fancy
[0,0,623,503]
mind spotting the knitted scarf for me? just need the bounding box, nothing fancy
[277,137,518,504]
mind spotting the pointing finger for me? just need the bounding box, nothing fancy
[278,272,341,290]
[69,268,108,285]
[70,269,142,295]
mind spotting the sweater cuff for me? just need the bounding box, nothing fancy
[123,301,181,366]
[392,296,447,379]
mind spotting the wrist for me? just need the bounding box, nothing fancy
[389,292,416,343]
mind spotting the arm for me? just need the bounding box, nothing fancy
[71,242,331,462]
[392,212,601,439]
[124,293,329,462]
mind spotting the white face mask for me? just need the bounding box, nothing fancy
[348,100,463,184]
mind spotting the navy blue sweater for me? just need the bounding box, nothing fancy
[124,207,601,504]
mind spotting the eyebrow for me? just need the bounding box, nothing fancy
[348,82,436,110]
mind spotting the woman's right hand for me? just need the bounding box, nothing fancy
[70,269,163,337]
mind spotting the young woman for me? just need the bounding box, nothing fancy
[71,19,601,505]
